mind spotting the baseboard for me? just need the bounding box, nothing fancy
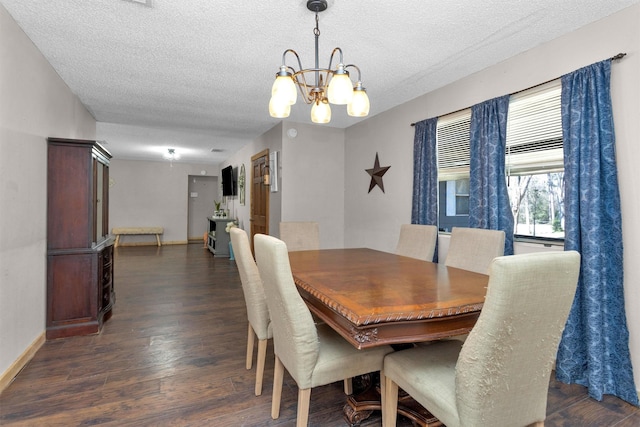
[0,332,45,392]
[116,240,188,247]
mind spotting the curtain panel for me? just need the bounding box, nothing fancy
[411,118,438,261]
[468,95,515,255]
[556,59,638,406]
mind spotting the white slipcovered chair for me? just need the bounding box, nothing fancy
[229,227,272,396]
[444,226,506,274]
[279,221,319,252]
[395,224,438,261]
[254,234,394,426]
[382,251,581,427]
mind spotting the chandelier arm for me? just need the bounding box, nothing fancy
[281,49,304,73]
[327,47,345,71]
[344,64,362,82]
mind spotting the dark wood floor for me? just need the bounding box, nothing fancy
[1,244,639,426]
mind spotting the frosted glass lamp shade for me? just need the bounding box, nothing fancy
[347,84,370,117]
[271,73,297,105]
[269,96,291,118]
[327,68,353,105]
[311,99,331,123]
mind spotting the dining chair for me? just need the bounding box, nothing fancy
[382,250,580,427]
[229,227,272,396]
[444,226,506,274]
[254,234,394,427]
[279,221,319,251]
[395,224,438,261]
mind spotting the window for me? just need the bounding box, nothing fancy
[506,80,563,240]
[437,110,471,232]
[436,80,564,240]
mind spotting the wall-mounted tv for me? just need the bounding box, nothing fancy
[221,165,236,196]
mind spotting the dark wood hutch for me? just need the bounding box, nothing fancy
[46,137,115,339]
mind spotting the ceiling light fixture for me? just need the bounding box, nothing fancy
[163,148,180,161]
[269,0,370,124]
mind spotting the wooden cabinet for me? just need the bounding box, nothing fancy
[207,217,232,257]
[46,137,115,339]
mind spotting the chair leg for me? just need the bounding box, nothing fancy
[297,388,312,427]
[246,324,255,370]
[271,356,284,420]
[343,377,353,395]
[382,374,399,427]
[254,339,268,396]
[380,370,386,424]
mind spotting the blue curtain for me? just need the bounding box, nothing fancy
[556,60,638,406]
[411,118,438,261]
[468,95,514,255]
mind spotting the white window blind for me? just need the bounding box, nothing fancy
[506,79,563,175]
[435,79,562,180]
[436,108,471,181]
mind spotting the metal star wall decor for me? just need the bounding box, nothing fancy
[365,152,391,193]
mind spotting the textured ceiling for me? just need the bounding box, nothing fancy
[2,0,637,164]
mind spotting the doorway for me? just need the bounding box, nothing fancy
[250,149,269,251]
[187,175,217,242]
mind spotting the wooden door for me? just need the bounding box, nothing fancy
[250,149,269,251]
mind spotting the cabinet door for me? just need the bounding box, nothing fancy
[93,158,110,244]
[47,252,100,339]
[47,142,92,249]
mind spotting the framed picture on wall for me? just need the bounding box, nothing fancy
[239,164,246,205]
[269,151,279,193]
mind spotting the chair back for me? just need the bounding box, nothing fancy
[455,251,580,426]
[254,234,320,386]
[395,224,438,261]
[279,221,319,251]
[444,227,505,274]
[230,228,270,340]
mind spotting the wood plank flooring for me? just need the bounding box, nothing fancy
[1,244,639,426]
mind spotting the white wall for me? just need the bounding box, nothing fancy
[109,159,220,245]
[344,4,640,392]
[0,4,96,377]
[281,123,345,249]
[223,121,346,249]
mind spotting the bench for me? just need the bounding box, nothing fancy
[112,227,164,247]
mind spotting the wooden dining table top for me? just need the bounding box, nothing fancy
[288,248,490,349]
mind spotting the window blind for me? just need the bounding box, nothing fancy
[506,79,563,175]
[436,108,471,181]
[435,79,562,180]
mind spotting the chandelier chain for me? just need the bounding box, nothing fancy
[314,12,320,37]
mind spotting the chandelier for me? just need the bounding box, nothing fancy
[268,0,370,124]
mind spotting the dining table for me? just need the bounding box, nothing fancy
[288,248,490,426]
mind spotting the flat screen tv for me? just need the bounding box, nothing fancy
[222,165,236,196]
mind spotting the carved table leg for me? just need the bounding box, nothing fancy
[342,374,442,427]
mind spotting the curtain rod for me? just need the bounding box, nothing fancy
[410,52,627,126]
